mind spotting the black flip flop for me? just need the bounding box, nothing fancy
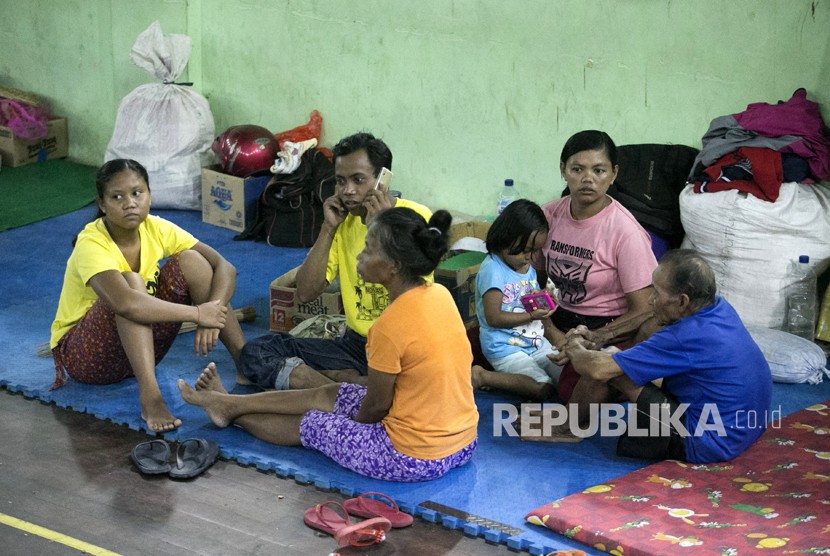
[131,439,172,475]
[169,438,219,479]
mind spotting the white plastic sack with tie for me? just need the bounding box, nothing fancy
[105,21,214,209]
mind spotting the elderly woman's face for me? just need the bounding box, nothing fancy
[357,229,393,284]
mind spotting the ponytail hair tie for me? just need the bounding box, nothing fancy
[428,227,441,235]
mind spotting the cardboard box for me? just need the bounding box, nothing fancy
[0,117,68,167]
[435,221,490,328]
[201,166,270,233]
[270,266,344,332]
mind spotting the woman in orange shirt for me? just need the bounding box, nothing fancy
[179,207,478,481]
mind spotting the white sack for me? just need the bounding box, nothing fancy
[105,21,214,209]
[680,182,830,329]
[746,325,829,384]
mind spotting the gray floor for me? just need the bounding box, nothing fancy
[0,389,521,556]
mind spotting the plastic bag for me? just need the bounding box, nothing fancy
[105,21,214,209]
[275,110,323,150]
[745,325,829,384]
[0,98,50,140]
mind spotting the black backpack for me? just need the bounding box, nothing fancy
[611,144,699,239]
[235,148,335,248]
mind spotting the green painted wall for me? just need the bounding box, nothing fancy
[2,0,828,217]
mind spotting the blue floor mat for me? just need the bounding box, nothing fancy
[2,206,829,556]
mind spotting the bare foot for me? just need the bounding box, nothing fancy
[470,365,495,391]
[521,430,585,443]
[195,362,228,394]
[140,395,182,432]
[520,421,585,443]
[177,379,233,428]
[235,371,253,386]
[471,365,484,389]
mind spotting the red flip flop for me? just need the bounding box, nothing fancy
[343,491,414,528]
[303,501,391,547]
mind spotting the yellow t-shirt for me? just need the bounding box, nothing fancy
[50,215,198,347]
[367,283,479,460]
[325,199,432,337]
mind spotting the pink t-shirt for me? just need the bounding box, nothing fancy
[537,196,657,317]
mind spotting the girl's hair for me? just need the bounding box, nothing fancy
[368,207,452,282]
[485,199,548,255]
[560,130,618,167]
[73,159,150,245]
[93,159,150,219]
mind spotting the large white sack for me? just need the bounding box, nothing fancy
[680,182,830,329]
[105,21,214,209]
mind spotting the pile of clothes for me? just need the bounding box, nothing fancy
[689,88,830,202]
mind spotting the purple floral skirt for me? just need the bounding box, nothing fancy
[300,383,477,482]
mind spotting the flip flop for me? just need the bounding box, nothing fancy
[343,492,414,528]
[303,501,391,547]
[131,439,171,475]
[168,438,219,479]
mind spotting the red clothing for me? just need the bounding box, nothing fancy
[693,147,784,202]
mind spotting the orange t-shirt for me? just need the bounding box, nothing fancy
[366,283,479,460]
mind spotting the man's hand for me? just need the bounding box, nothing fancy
[564,324,607,350]
[362,188,395,223]
[322,195,349,229]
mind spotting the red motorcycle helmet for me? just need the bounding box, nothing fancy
[211,125,278,177]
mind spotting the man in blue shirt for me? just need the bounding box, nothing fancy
[562,249,772,463]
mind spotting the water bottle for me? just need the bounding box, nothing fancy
[496,179,517,215]
[785,255,817,341]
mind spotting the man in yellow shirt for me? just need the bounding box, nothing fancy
[239,133,432,390]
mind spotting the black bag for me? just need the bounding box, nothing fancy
[610,144,699,239]
[235,148,335,248]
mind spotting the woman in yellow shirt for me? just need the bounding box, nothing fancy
[178,207,479,481]
[50,159,246,432]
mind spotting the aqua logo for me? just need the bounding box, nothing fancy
[213,199,232,211]
[211,185,233,211]
[211,185,233,201]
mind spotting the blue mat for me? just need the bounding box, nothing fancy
[3,206,829,556]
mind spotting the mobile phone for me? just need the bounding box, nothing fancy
[374,167,393,191]
[520,291,557,313]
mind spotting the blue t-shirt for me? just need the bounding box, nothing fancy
[612,297,772,463]
[475,254,547,360]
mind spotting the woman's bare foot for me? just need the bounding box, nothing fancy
[140,395,182,432]
[195,362,228,394]
[471,365,494,391]
[177,379,233,428]
[520,419,585,443]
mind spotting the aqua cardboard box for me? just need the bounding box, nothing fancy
[435,221,490,328]
[201,166,270,233]
[0,117,68,167]
[270,266,344,332]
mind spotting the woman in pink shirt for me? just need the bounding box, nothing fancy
[534,130,657,425]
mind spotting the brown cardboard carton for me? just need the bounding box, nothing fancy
[270,266,344,332]
[0,117,68,167]
[201,166,270,233]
